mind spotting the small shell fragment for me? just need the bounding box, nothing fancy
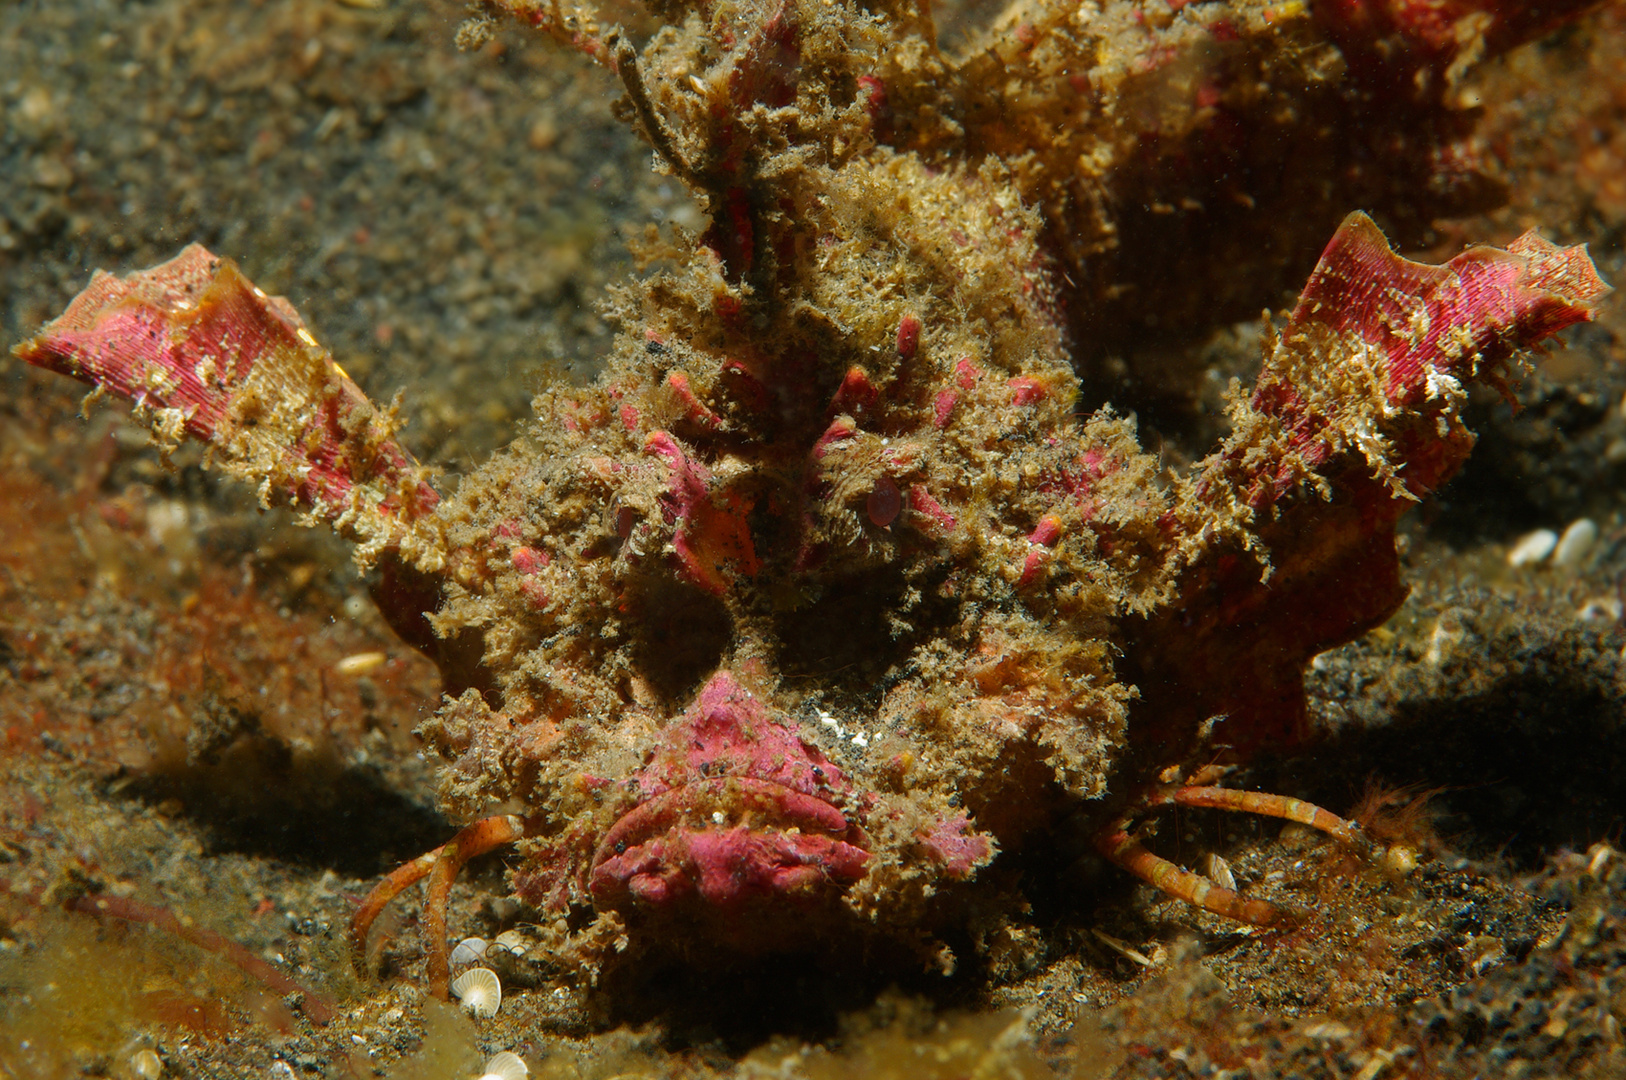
[130,1048,164,1080]
[1506,528,1557,568]
[492,928,531,955]
[450,966,502,1017]
[1423,608,1470,667]
[1091,928,1155,967]
[1577,597,1623,624]
[1460,933,1506,976]
[1382,844,1418,876]
[1201,852,1236,892]
[480,1051,530,1080]
[1303,1020,1354,1041]
[1552,518,1598,569]
[335,651,388,675]
[450,936,489,965]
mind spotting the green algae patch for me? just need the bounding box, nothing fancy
[0,909,267,1076]
[742,996,1053,1080]
[382,998,483,1080]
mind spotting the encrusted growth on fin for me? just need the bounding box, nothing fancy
[1205,211,1609,520]
[12,244,447,571]
[1128,216,1608,763]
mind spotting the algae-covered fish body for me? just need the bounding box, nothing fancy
[14,0,1612,999]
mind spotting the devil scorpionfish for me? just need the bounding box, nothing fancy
[14,0,1614,1005]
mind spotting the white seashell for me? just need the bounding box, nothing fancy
[450,966,502,1017]
[334,650,387,675]
[1201,852,1236,892]
[1382,844,1419,876]
[1423,608,1469,667]
[479,1051,530,1080]
[1506,528,1557,568]
[1303,1020,1353,1041]
[1552,518,1598,569]
[491,928,530,955]
[1577,596,1623,624]
[450,936,489,965]
[130,1048,164,1079]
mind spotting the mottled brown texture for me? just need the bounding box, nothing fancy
[14,245,444,567]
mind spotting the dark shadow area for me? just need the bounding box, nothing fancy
[1062,77,1507,426]
[628,577,735,705]
[1425,352,1623,550]
[1255,668,1626,869]
[590,940,938,1050]
[774,564,952,702]
[121,736,450,878]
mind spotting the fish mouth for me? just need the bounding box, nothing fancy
[588,776,871,913]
